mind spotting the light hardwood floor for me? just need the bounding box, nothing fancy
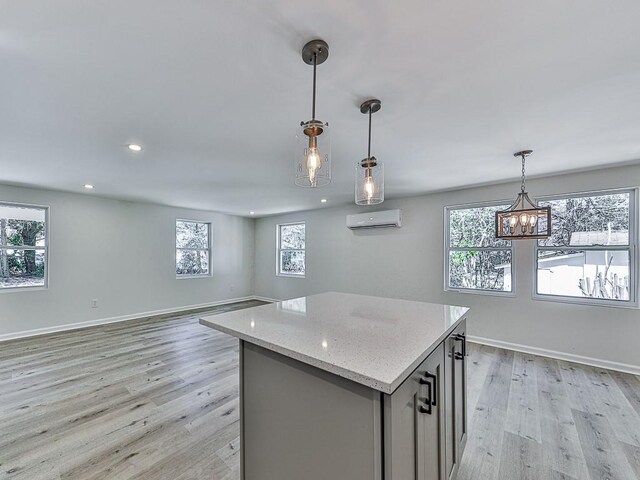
[1,303,639,480]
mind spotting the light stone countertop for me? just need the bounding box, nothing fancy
[200,292,469,394]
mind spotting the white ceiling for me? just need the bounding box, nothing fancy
[1,0,640,217]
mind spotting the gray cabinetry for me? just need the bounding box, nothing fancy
[444,321,467,479]
[384,342,445,480]
[453,322,468,466]
[239,318,468,480]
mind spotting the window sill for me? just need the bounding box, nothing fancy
[532,293,639,309]
[176,275,212,280]
[445,287,515,298]
[0,285,48,294]
[276,273,306,279]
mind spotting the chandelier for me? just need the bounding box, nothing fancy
[495,150,551,240]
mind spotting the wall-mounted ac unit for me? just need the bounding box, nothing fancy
[346,209,402,229]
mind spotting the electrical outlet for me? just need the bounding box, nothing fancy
[91,299,98,308]
[229,284,235,292]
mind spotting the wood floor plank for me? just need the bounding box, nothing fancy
[505,352,542,443]
[621,441,640,479]
[216,436,240,473]
[610,371,640,418]
[572,408,637,480]
[535,356,589,480]
[456,347,514,480]
[574,365,640,449]
[497,431,542,480]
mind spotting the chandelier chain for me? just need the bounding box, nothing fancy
[521,154,526,193]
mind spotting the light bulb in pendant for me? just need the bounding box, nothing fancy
[364,175,375,201]
[307,146,321,185]
[509,215,518,233]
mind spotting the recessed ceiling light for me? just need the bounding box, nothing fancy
[320,199,328,203]
[127,144,143,152]
[84,184,94,189]
[249,211,255,215]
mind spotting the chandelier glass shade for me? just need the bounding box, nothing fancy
[355,99,384,205]
[495,150,551,240]
[295,40,331,188]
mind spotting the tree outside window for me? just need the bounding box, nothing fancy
[176,220,211,277]
[277,223,305,277]
[446,203,513,294]
[0,203,48,290]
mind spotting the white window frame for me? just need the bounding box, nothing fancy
[533,187,639,309]
[175,219,212,279]
[444,200,516,297]
[276,221,306,278]
[0,201,49,293]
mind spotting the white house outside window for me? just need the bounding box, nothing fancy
[277,222,305,277]
[0,202,48,290]
[445,202,514,295]
[534,188,638,307]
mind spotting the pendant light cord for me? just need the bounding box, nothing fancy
[367,107,372,160]
[311,53,317,121]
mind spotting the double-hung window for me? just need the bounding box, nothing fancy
[445,202,514,294]
[176,220,211,277]
[535,188,638,307]
[277,222,305,277]
[0,202,48,290]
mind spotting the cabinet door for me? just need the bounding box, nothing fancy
[452,321,467,463]
[444,334,456,480]
[383,365,422,479]
[384,344,445,480]
[416,342,446,480]
[444,321,468,480]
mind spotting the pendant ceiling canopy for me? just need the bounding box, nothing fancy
[295,39,331,188]
[495,150,551,240]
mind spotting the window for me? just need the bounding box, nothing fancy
[535,189,637,307]
[277,222,305,277]
[0,202,48,290]
[176,220,211,277]
[445,202,514,294]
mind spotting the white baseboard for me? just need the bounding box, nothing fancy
[468,335,640,376]
[253,295,279,303]
[0,295,258,343]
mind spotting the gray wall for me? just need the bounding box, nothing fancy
[0,184,254,337]
[255,164,640,369]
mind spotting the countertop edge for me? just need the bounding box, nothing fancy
[199,309,468,395]
[386,313,466,394]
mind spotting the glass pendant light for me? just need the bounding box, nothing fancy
[495,150,551,239]
[355,99,384,205]
[295,40,330,188]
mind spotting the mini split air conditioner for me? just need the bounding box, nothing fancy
[346,209,402,229]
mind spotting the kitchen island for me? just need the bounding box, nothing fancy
[200,292,469,480]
